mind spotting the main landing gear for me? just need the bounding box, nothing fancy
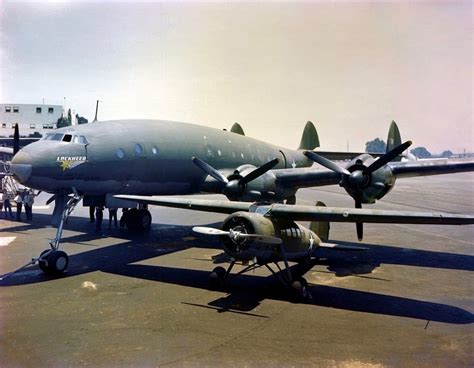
[123,208,152,231]
[208,247,311,300]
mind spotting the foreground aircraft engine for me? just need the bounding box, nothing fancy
[192,157,286,201]
[194,212,319,263]
[305,141,412,240]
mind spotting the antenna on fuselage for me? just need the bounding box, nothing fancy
[93,100,100,122]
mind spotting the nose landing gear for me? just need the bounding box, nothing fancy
[38,249,69,275]
[0,191,81,281]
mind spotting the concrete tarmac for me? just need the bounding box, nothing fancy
[0,173,473,367]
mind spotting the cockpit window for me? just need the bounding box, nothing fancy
[51,134,64,141]
[78,136,88,144]
[62,134,72,142]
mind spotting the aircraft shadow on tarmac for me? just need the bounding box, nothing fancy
[1,215,473,324]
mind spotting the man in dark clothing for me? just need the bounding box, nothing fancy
[95,206,104,231]
[108,208,118,229]
[89,206,95,223]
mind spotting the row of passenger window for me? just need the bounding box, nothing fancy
[116,144,159,159]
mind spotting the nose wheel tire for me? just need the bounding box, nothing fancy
[209,266,226,289]
[38,250,69,275]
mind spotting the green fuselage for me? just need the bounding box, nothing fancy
[12,120,312,196]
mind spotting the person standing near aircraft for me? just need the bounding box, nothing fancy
[14,189,25,221]
[89,206,95,223]
[108,208,118,229]
[2,190,13,219]
[119,208,129,229]
[95,206,104,231]
[24,190,35,221]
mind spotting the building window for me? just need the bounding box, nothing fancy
[1,123,6,128]
[11,123,15,129]
[13,107,19,113]
[48,107,54,113]
[43,124,48,129]
[5,106,11,113]
[30,124,35,129]
[36,107,42,114]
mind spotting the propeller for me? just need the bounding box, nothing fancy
[192,157,279,199]
[13,124,20,156]
[363,140,412,174]
[193,226,282,244]
[305,141,413,240]
[355,199,363,241]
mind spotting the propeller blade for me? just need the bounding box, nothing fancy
[238,233,283,245]
[239,158,279,185]
[192,226,229,236]
[304,151,350,176]
[46,194,58,205]
[13,124,20,155]
[364,140,412,174]
[193,227,282,244]
[192,157,228,184]
[355,199,363,241]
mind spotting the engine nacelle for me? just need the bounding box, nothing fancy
[221,212,320,262]
[343,154,396,204]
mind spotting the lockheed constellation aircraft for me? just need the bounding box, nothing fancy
[4,119,474,297]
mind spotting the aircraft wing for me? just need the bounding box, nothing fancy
[116,195,252,214]
[115,195,474,225]
[315,151,384,160]
[274,168,341,188]
[272,159,474,189]
[389,160,474,178]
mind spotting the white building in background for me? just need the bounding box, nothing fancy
[0,103,63,137]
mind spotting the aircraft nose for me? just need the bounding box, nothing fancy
[10,151,33,184]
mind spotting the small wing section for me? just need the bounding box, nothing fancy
[319,242,367,251]
[269,204,474,225]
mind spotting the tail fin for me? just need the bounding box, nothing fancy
[231,122,245,136]
[387,121,402,156]
[310,201,330,241]
[298,121,320,150]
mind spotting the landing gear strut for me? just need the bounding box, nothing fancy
[208,248,311,300]
[0,191,82,280]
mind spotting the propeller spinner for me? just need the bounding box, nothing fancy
[305,141,412,240]
[192,157,279,200]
